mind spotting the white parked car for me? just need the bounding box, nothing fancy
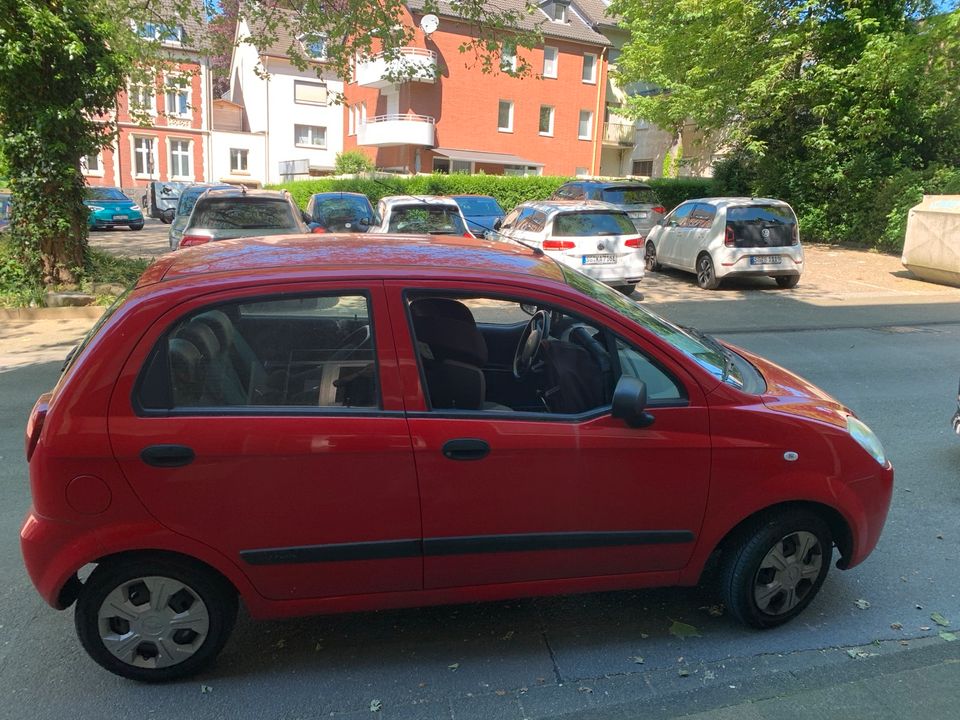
[493,200,645,295]
[371,195,473,236]
[644,198,803,290]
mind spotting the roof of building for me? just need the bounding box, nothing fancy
[572,0,622,30]
[408,1,610,47]
[138,235,565,286]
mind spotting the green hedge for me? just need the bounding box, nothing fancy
[270,174,718,214]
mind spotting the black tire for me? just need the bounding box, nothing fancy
[720,510,832,629]
[696,254,721,290]
[75,555,237,682]
[130,223,144,231]
[644,242,660,272]
[617,283,637,296]
[776,275,800,289]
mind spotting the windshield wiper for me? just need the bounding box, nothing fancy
[681,326,737,381]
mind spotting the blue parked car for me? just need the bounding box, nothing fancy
[305,192,378,232]
[450,195,505,238]
[84,187,144,230]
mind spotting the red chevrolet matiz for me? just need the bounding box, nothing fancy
[21,235,893,681]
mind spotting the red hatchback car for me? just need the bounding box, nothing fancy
[21,235,893,681]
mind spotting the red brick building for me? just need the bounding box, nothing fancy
[343,1,610,176]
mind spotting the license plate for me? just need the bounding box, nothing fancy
[750,255,781,265]
[113,215,128,220]
[629,211,648,219]
[582,254,617,265]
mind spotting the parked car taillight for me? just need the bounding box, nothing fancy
[179,234,211,248]
[791,225,800,245]
[543,240,576,250]
[463,232,474,238]
[724,226,736,247]
[312,227,327,234]
[25,393,51,462]
[652,205,666,215]
[624,237,644,248]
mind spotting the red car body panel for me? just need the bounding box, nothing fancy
[21,235,894,620]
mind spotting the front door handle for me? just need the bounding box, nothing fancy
[141,444,195,468]
[442,438,490,461]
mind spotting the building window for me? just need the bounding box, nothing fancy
[133,137,155,177]
[500,43,517,73]
[80,154,102,176]
[295,124,327,148]
[169,139,191,178]
[129,83,156,114]
[136,22,184,43]
[541,1,568,23]
[294,81,328,106]
[582,53,597,84]
[230,148,249,173]
[348,105,355,136]
[632,160,654,176]
[498,100,513,132]
[539,105,554,136]
[433,158,473,174]
[504,165,542,177]
[301,33,327,59]
[575,167,589,177]
[542,46,558,79]
[165,76,190,117]
[578,110,593,140]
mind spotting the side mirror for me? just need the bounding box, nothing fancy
[302,210,312,223]
[611,376,655,428]
[493,218,502,230]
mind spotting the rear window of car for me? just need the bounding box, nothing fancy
[454,197,504,216]
[85,188,129,202]
[727,205,796,224]
[313,196,372,221]
[553,211,636,237]
[600,186,658,205]
[189,198,300,230]
[388,206,466,234]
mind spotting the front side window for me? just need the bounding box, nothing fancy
[295,124,327,148]
[139,293,377,410]
[497,100,513,132]
[169,139,191,178]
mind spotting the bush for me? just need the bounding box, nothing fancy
[0,234,43,306]
[272,174,717,214]
[333,150,375,174]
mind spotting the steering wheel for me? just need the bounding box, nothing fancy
[513,310,551,379]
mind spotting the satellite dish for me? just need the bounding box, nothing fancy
[420,14,439,35]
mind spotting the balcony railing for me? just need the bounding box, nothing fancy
[357,114,436,147]
[603,122,636,146]
[356,48,438,89]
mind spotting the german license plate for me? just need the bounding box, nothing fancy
[582,254,616,265]
[630,211,648,219]
[113,215,128,220]
[750,255,781,265]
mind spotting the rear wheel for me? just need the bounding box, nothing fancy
[644,242,660,272]
[75,556,237,682]
[776,275,800,289]
[696,254,721,290]
[721,510,831,628]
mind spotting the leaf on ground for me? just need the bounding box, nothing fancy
[931,612,950,627]
[315,642,324,652]
[890,622,903,630]
[274,639,286,649]
[630,655,645,664]
[669,620,701,639]
[495,690,508,696]
[854,599,871,610]
[369,699,382,712]
[940,632,957,642]
[578,686,593,693]
[936,533,944,540]
[704,670,716,680]
[699,604,725,617]
[501,630,515,640]
[678,668,690,677]
[447,663,460,671]
[920,626,931,631]
[640,633,650,639]
[846,649,877,659]
[200,685,213,694]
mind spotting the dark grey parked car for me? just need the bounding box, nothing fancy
[176,188,309,249]
[168,184,237,250]
[551,180,665,236]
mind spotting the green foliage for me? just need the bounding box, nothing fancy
[85,249,150,288]
[272,175,717,214]
[334,151,376,174]
[0,236,43,307]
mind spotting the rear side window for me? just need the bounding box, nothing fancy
[388,206,466,234]
[683,203,716,229]
[553,211,635,237]
[190,198,300,230]
[137,293,378,411]
[600,186,658,205]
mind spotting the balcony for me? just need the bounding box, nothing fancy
[603,122,636,147]
[356,48,437,89]
[357,114,435,147]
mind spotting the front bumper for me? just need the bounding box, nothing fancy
[88,211,143,228]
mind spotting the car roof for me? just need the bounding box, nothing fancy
[515,200,626,214]
[565,180,654,189]
[200,188,291,200]
[310,192,371,201]
[137,235,565,287]
[679,197,793,208]
[380,195,460,207]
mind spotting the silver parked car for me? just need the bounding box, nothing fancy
[370,195,473,236]
[551,180,665,236]
[167,184,236,250]
[644,198,803,290]
[494,200,645,295]
[176,188,309,249]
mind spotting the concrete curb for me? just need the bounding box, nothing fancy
[0,306,105,321]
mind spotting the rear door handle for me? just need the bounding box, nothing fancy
[141,445,195,468]
[442,438,490,461]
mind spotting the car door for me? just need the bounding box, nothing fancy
[690,203,719,261]
[387,280,711,590]
[107,281,423,601]
[655,202,694,266]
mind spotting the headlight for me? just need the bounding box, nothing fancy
[130,205,141,211]
[88,205,104,212]
[846,416,886,465]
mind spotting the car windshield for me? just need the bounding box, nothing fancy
[388,206,466,234]
[560,266,743,388]
[455,197,504,216]
[727,205,796,224]
[189,198,301,231]
[85,188,129,202]
[600,186,658,205]
[553,211,636,237]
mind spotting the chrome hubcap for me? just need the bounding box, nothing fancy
[752,531,823,616]
[97,576,210,669]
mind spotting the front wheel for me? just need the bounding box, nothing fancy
[776,275,800,289]
[720,510,832,628]
[644,242,660,272]
[129,223,144,231]
[75,556,237,682]
[696,254,721,290]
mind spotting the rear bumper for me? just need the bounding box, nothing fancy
[715,247,803,279]
[551,252,646,287]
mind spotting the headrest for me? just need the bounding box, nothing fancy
[409,298,487,366]
[193,310,234,351]
[174,321,220,362]
[168,338,204,386]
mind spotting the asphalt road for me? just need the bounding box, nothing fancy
[1,291,958,719]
